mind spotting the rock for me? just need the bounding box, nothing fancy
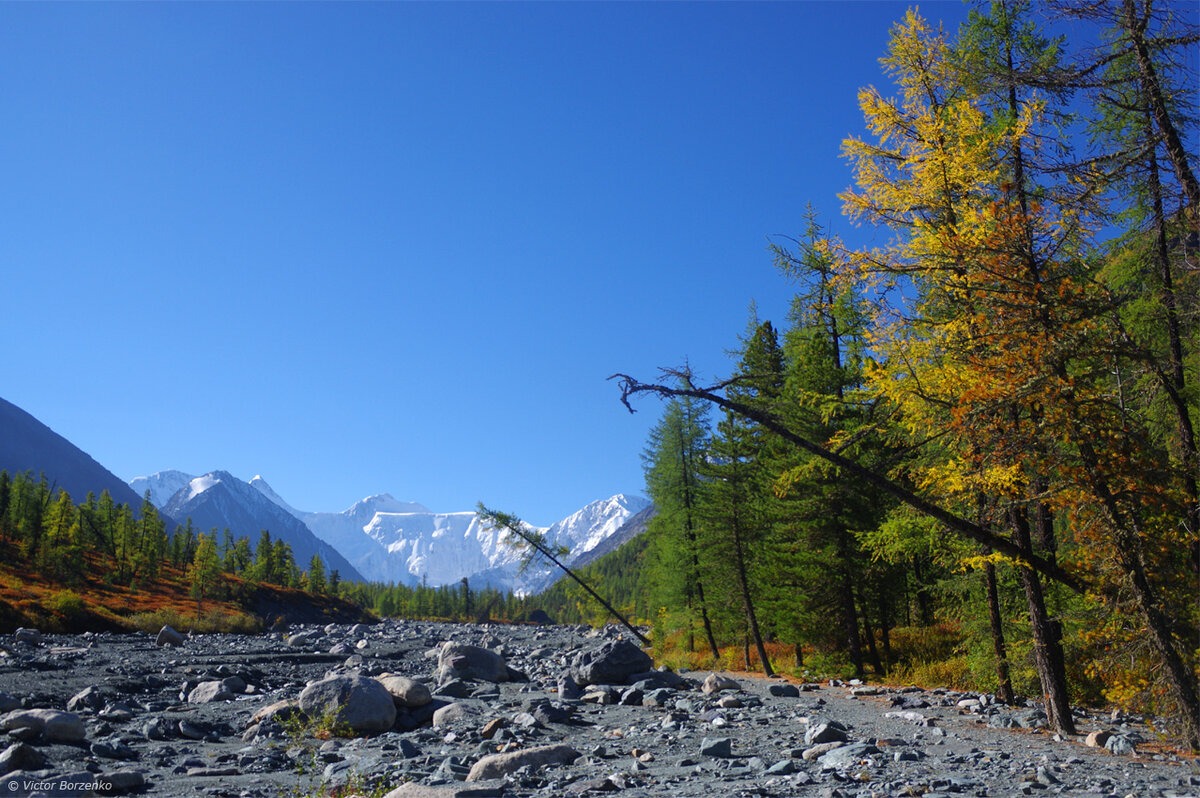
[557,674,582,700]
[0,708,87,742]
[805,716,850,745]
[298,675,397,735]
[701,673,740,694]
[384,781,506,797]
[436,642,511,684]
[465,743,580,781]
[570,640,653,686]
[187,680,234,704]
[377,674,433,708]
[1085,729,1113,747]
[13,628,41,645]
[249,699,300,726]
[287,631,317,647]
[100,769,146,794]
[801,741,845,761]
[850,685,882,696]
[67,686,108,712]
[526,609,554,625]
[1105,734,1137,755]
[432,702,482,728]
[817,742,880,768]
[769,683,801,698]
[1012,709,1048,729]
[699,736,733,757]
[155,625,185,647]
[0,741,45,774]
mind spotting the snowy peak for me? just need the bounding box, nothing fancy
[159,469,364,582]
[348,494,431,518]
[545,494,652,558]
[249,475,303,518]
[129,469,195,508]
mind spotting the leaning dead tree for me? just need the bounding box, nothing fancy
[477,503,651,646]
[609,371,1087,594]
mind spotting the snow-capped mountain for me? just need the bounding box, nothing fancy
[133,466,650,593]
[304,492,651,592]
[159,471,364,582]
[130,469,194,509]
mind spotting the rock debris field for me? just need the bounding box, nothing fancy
[0,620,1195,798]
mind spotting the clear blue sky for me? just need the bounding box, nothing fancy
[1,1,990,526]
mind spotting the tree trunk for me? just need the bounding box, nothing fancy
[877,591,892,674]
[794,642,804,668]
[1010,506,1076,735]
[730,520,775,676]
[857,583,884,675]
[984,558,1016,704]
[1122,0,1200,209]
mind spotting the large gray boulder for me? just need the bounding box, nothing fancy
[569,640,653,687]
[465,743,580,781]
[298,675,396,735]
[436,642,511,684]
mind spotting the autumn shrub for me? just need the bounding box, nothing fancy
[127,607,262,635]
[50,589,86,619]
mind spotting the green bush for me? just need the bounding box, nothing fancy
[50,590,86,618]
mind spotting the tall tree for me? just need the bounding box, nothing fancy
[642,390,720,659]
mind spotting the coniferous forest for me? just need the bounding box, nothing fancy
[603,1,1198,750]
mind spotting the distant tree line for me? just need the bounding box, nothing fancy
[0,470,337,600]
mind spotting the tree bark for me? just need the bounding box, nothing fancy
[1010,506,1077,735]
[984,558,1016,704]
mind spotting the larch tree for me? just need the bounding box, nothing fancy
[642,390,721,659]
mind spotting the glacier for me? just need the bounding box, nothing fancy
[131,469,649,593]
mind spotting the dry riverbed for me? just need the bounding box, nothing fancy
[0,620,1195,797]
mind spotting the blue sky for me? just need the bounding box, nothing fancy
[0,1,992,526]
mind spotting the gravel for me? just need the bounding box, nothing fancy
[0,619,1195,797]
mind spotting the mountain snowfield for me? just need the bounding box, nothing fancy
[130,470,649,593]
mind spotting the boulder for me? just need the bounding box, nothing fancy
[155,624,185,647]
[465,743,580,781]
[436,642,511,684]
[569,640,653,687]
[13,628,41,645]
[298,675,397,735]
[701,673,740,694]
[187,680,235,704]
[1085,729,1113,748]
[377,674,433,708]
[432,701,484,729]
[0,741,45,774]
[0,709,87,742]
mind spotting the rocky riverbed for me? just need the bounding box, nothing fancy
[0,620,1195,797]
